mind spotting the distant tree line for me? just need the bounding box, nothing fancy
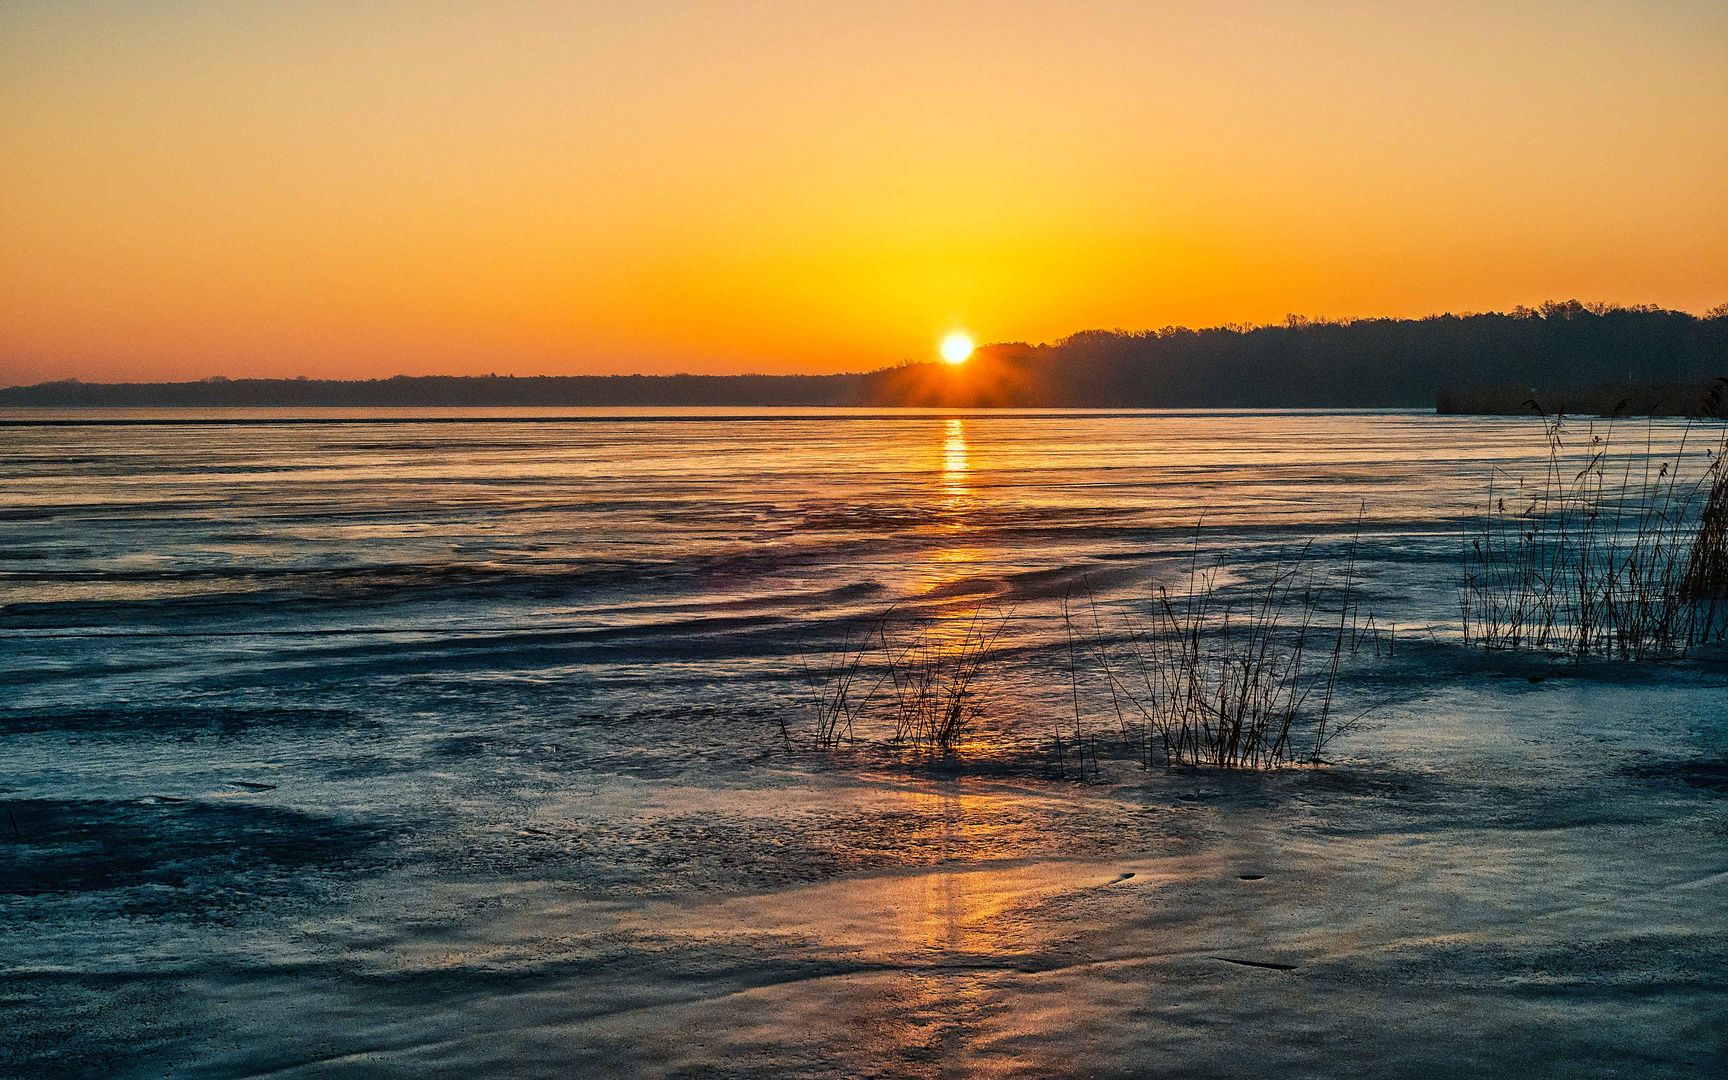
[6,301,1726,411]
[875,301,1728,410]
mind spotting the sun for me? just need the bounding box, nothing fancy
[940,333,974,365]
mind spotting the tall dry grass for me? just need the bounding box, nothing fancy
[880,604,1011,751]
[793,603,1009,753]
[794,612,885,749]
[1103,526,1369,768]
[1460,411,1728,658]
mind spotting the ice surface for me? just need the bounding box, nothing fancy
[1,409,1724,1077]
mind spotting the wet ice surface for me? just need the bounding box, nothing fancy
[2,408,1726,1078]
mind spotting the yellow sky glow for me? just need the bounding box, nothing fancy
[2,1,1725,384]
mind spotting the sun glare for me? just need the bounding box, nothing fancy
[940,333,974,365]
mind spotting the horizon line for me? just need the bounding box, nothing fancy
[10,299,1725,390]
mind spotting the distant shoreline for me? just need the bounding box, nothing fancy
[0,407,1431,427]
[7,302,1724,412]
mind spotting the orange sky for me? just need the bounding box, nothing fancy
[2,1,1725,385]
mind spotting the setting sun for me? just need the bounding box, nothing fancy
[941,334,974,365]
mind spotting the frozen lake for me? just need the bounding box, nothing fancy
[2,408,1725,1077]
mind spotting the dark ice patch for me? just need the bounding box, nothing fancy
[1625,758,1728,793]
[0,798,390,913]
[0,704,363,738]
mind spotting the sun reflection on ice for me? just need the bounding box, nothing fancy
[917,418,985,595]
[942,418,969,507]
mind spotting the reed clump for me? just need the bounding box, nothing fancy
[794,604,1009,753]
[1097,530,1371,769]
[1460,411,1728,658]
[880,604,1010,751]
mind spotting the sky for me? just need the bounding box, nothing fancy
[2,0,1725,384]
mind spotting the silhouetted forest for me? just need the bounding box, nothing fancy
[6,301,1725,411]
